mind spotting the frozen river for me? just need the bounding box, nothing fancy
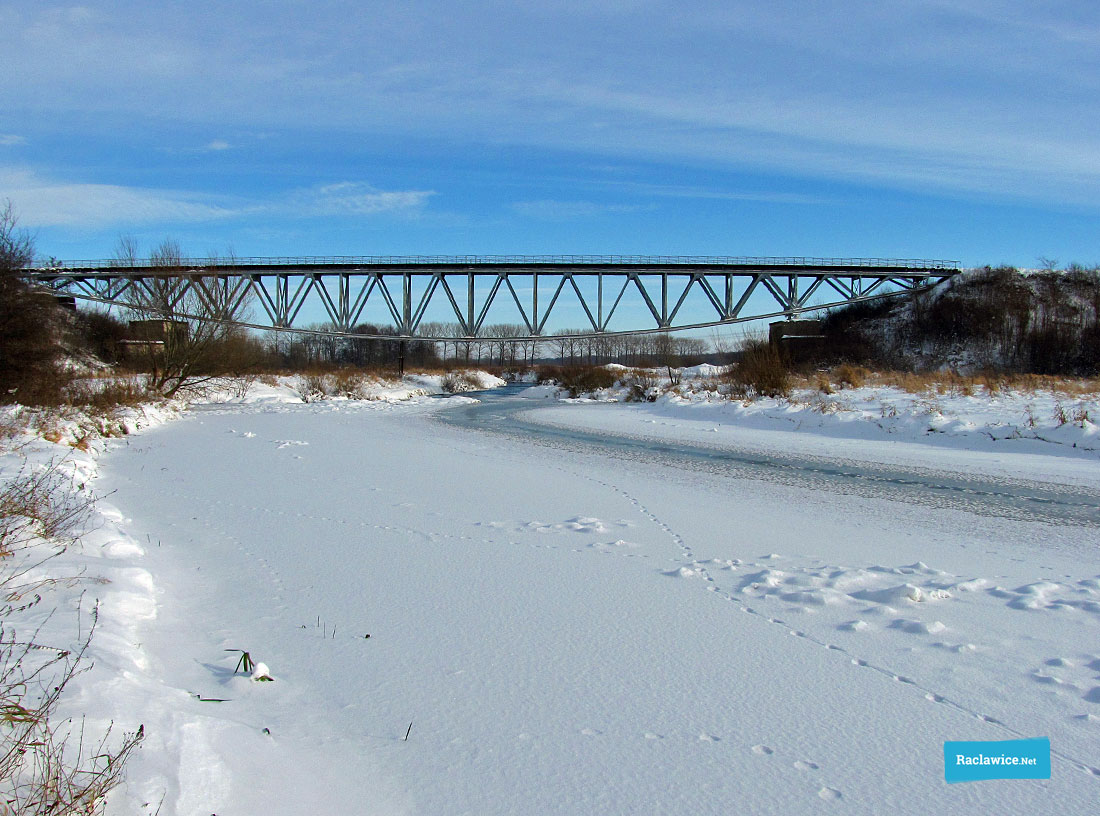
[442,385,1100,526]
[97,389,1100,815]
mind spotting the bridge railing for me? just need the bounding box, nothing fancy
[32,255,961,271]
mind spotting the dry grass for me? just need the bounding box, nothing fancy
[801,367,1100,399]
[834,364,867,389]
[0,414,23,452]
[0,462,92,557]
[62,377,153,411]
[0,462,143,813]
[0,608,144,815]
[724,340,791,398]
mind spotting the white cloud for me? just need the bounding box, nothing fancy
[511,200,649,220]
[0,169,434,228]
[299,182,435,215]
[0,135,27,146]
[0,168,236,227]
[205,139,231,151]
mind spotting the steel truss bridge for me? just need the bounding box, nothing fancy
[27,256,960,341]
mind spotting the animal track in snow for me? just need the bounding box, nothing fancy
[537,461,1100,782]
[274,439,309,450]
[525,517,628,535]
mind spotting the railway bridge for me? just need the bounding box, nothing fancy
[26,255,960,341]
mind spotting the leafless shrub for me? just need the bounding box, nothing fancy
[622,368,660,402]
[295,373,330,402]
[72,309,129,367]
[331,370,372,399]
[537,365,619,397]
[222,373,258,400]
[441,371,483,393]
[724,340,790,399]
[294,370,374,401]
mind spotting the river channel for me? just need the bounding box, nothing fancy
[436,384,1100,528]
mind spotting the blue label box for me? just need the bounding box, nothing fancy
[944,737,1051,782]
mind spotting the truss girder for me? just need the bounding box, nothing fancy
[26,258,959,341]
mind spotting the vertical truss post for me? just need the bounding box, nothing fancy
[661,273,669,327]
[339,274,351,331]
[788,275,799,318]
[467,272,475,337]
[531,272,539,335]
[276,275,289,326]
[401,272,412,334]
[597,274,604,330]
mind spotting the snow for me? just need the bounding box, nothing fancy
[531,380,1100,487]
[204,371,507,403]
[3,375,1098,814]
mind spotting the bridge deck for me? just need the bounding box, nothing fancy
[33,254,958,275]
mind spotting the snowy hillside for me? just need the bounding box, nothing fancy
[821,266,1100,374]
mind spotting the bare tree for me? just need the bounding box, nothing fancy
[125,240,257,397]
[0,200,34,271]
[113,234,141,267]
[0,201,73,404]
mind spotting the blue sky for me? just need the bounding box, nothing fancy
[3,1,1099,272]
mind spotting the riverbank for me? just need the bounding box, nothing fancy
[523,369,1100,477]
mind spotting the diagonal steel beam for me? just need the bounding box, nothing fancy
[601,276,633,330]
[503,276,534,334]
[438,276,471,335]
[568,276,600,332]
[473,275,506,335]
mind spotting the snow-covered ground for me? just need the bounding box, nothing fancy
[4,374,1098,814]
